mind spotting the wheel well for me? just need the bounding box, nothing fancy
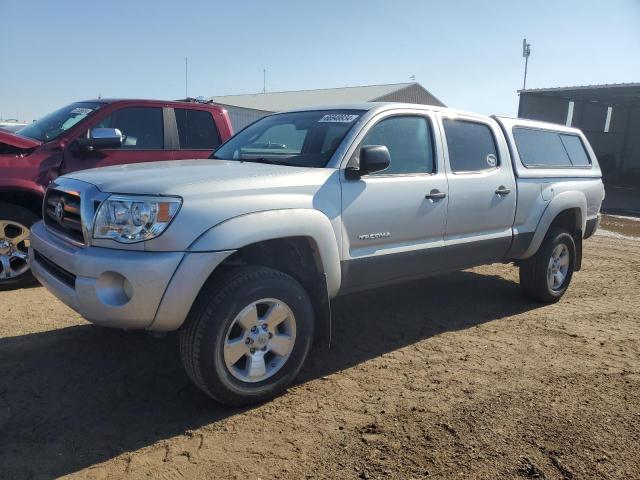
[0,190,43,217]
[548,208,583,271]
[208,237,331,345]
[549,208,581,233]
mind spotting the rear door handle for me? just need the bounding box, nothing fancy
[495,186,511,196]
[425,189,447,200]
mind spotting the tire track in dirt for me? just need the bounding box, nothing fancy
[0,227,639,479]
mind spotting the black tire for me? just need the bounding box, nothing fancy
[179,266,314,406]
[0,203,39,290]
[519,227,576,303]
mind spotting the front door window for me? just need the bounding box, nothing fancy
[96,107,164,150]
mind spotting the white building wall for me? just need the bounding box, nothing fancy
[214,103,272,133]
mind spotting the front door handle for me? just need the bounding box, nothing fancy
[425,189,446,200]
[495,186,511,196]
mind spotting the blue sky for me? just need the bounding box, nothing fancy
[2,0,639,121]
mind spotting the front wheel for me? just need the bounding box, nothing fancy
[519,227,576,303]
[179,266,314,406]
[0,203,38,290]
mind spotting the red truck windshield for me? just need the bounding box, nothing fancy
[17,102,103,143]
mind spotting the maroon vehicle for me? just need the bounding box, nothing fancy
[0,99,233,289]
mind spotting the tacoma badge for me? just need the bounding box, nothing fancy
[358,232,391,241]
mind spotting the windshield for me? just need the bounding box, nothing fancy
[212,109,363,167]
[16,102,103,142]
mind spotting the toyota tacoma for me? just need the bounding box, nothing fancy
[30,103,604,405]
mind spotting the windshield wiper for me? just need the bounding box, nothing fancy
[240,157,290,166]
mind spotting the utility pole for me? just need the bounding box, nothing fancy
[263,68,266,94]
[185,57,189,98]
[522,38,531,90]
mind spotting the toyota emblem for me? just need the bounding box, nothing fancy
[54,200,65,222]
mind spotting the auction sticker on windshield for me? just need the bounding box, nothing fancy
[70,107,95,115]
[319,114,359,123]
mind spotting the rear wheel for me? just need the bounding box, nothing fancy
[519,227,576,303]
[0,203,38,290]
[179,266,314,406]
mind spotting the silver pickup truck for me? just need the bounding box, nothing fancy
[29,103,604,405]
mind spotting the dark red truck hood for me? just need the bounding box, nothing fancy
[0,130,42,149]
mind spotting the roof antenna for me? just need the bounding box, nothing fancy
[263,68,267,94]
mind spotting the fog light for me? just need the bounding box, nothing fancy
[95,271,132,307]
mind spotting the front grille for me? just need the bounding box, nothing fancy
[44,188,85,244]
[34,250,76,289]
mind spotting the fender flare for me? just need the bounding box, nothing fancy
[522,190,587,258]
[0,182,45,215]
[0,180,45,197]
[188,209,342,297]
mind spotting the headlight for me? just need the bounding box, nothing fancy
[93,195,181,243]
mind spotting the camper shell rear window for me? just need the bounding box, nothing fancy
[512,127,591,168]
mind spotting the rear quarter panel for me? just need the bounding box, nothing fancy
[495,117,604,258]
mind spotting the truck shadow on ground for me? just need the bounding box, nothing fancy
[0,270,541,479]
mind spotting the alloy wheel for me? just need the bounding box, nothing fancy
[0,220,30,280]
[547,243,570,291]
[223,298,297,383]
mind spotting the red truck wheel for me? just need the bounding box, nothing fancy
[0,203,38,290]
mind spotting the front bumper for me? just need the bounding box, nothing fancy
[30,221,233,331]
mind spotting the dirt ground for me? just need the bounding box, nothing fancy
[1,217,639,479]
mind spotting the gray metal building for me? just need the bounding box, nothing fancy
[210,82,445,132]
[518,83,640,179]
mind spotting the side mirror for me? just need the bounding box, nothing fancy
[347,145,390,178]
[79,127,124,150]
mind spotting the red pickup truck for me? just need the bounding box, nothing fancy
[0,99,233,289]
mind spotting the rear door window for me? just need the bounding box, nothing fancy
[174,109,220,150]
[443,119,499,173]
[97,107,164,150]
[513,128,591,167]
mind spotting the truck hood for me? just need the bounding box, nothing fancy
[62,159,342,252]
[65,159,334,196]
[0,130,42,149]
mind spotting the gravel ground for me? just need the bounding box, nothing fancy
[1,218,639,479]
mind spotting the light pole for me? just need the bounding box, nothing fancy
[522,38,531,90]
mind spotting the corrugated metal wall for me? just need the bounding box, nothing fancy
[215,103,272,133]
[519,93,640,177]
[518,95,568,124]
